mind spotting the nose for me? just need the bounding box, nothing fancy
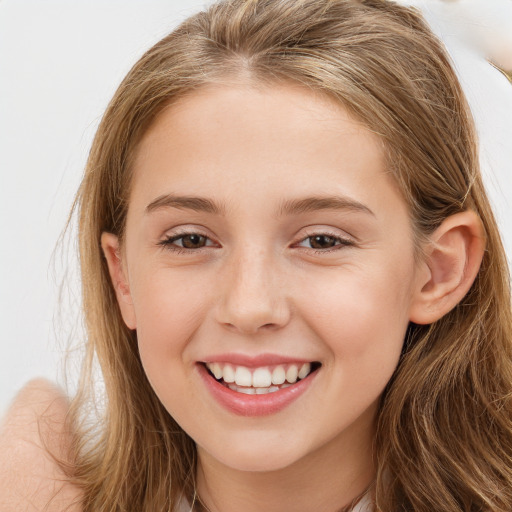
[215,247,291,334]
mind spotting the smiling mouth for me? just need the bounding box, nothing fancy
[203,361,322,395]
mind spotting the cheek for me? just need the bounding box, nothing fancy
[296,266,413,432]
[131,267,210,378]
[298,260,414,369]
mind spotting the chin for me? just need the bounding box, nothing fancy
[200,435,308,473]
[220,453,301,473]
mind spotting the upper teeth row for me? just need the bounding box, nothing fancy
[205,362,312,387]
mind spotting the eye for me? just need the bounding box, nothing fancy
[296,233,354,251]
[158,232,216,251]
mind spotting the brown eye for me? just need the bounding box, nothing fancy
[159,232,215,251]
[308,235,338,249]
[180,234,207,248]
[296,233,354,251]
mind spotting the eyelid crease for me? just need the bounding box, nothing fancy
[158,230,217,246]
[156,228,356,255]
[297,226,356,242]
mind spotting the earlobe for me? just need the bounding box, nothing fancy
[101,232,137,330]
[409,210,486,325]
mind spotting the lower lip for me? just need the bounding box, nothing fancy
[197,363,317,417]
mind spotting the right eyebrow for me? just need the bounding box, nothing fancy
[277,195,374,217]
[145,194,226,215]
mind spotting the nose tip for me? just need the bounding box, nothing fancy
[220,294,289,334]
[221,303,289,335]
[215,255,290,334]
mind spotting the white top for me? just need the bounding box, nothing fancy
[354,492,373,512]
[178,492,373,512]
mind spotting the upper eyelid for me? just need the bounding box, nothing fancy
[295,227,355,243]
[294,235,355,251]
[160,228,351,240]
[161,225,215,240]
[158,229,354,252]
[161,231,217,246]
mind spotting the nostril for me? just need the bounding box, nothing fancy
[221,321,278,335]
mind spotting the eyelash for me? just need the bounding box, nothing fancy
[296,231,355,253]
[157,230,355,255]
[157,231,215,255]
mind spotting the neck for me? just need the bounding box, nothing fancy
[195,407,376,512]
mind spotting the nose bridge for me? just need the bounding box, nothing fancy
[216,243,289,333]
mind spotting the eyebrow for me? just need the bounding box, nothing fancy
[277,195,374,217]
[145,194,225,215]
[145,193,374,217]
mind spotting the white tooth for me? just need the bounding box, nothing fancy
[298,363,311,380]
[281,383,291,389]
[252,367,272,387]
[223,364,235,383]
[237,386,255,395]
[271,366,286,385]
[285,365,299,384]
[228,383,237,391]
[210,362,223,380]
[256,387,270,394]
[268,386,280,393]
[234,366,252,387]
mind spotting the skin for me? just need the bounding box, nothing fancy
[0,82,484,512]
[0,379,81,511]
[104,83,429,512]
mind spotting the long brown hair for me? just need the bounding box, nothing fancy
[68,0,512,510]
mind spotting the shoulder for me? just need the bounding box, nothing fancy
[0,378,82,511]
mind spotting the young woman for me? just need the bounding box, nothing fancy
[1,0,511,511]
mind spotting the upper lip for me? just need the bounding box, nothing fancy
[199,353,318,368]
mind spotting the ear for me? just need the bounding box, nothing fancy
[409,210,485,325]
[101,232,137,330]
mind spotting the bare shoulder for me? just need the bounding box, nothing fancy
[0,378,82,511]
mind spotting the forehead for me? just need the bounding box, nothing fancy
[128,83,398,216]
[136,82,379,157]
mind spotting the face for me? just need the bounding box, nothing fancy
[104,83,424,474]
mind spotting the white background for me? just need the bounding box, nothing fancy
[1,0,511,416]
[0,0,211,416]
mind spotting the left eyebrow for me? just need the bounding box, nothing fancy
[277,195,374,217]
